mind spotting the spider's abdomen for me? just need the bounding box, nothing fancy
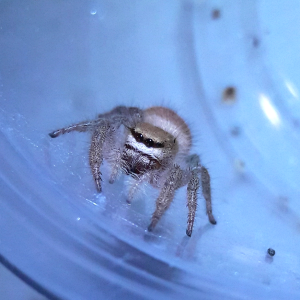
[143,107,192,155]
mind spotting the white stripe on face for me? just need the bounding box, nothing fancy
[126,135,163,158]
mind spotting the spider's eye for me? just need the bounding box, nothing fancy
[145,138,154,148]
[155,142,164,148]
[131,129,144,142]
[136,133,143,142]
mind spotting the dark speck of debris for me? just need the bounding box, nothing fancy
[293,119,300,128]
[211,9,221,20]
[267,248,275,257]
[252,37,260,48]
[222,86,236,104]
[230,126,241,137]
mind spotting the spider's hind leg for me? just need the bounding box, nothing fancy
[200,166,217,225]
[186,155,216,237]
[186,171,199,237]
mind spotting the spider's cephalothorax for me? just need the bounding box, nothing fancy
[49,106,216,236]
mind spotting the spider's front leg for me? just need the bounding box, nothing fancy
[49,119,100,138]
[148,165,183,232]
[91,106,142,191]
[89,122,111,192]
[107,107,144,184]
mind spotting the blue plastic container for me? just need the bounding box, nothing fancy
[0,1,299,299]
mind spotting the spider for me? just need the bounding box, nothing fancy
[49,106,216,236]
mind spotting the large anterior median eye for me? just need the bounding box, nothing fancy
[145,138,154,148]
[131,129,144,142]
[135,132,143,142]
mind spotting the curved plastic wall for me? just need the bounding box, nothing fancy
[0,1,299,299]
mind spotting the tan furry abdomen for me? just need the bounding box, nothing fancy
[143,106,192,155]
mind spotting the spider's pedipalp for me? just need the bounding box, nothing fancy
[108,148,123,184]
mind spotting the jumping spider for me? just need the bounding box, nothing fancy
[49,106,216,236]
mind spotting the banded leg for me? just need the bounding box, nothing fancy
[148,165,182,232]
[201,166,217,225]
[89,123,110,192]
[49,120,99,138]
[186,171,199,237]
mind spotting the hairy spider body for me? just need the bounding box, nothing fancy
[49,106,216,236]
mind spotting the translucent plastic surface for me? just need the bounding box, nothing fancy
[0,1,300,299]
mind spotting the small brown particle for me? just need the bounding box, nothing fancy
[267,248,275,257]
[222,86,236,104]
[211,9,221,20]
[234,159,245,173]
[230,126,241,137]
[252,37,260,48]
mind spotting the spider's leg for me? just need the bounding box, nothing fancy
[49,106,142,138]
[148,165,182,232]
[89,123,110,192]
[49,120,98,138]
[200,166,217,225]
[109,148,122,184]
[126,174,147,204]
[101,106,143,129]
[186,171,199,237]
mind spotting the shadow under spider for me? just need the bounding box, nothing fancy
[175,223,215,259]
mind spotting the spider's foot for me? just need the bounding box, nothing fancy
[186,222,193,237]
[147,218,159,232]
[147,224,153,232]
[208,214,217,225]
[109,170,118,184]
[95,180,102,193]
[186,229,192,237]
[49,130,60,138]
